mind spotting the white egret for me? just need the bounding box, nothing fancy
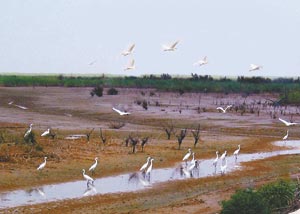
[193,56,208,66]
[122,44,135,56]
[162,40,180,51]
[220,158,227,175]
[190,152,195,165]
[8,101,28,110]
[140,157,151,172]
[24,124,33,138]
[187,158,196,172]
[249,64,263,71]
[220,151,227,164]
[182,148,192,162]
[213,151,219,169]
[216,105,232,113]
[112,107,131,116]
[145,158,154,176]
[233,145,241,160]
[279,118,298,126]
[283,130,289,140]
[124,59,135,70]
[37,157,47,171]
[41,128,50,137]
[89,157,98,174]
[82,169,95,186]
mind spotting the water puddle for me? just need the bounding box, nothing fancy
[1,140,300,209]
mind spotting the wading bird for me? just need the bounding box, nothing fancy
[213,151,219,170]
[249,64,263,71]
[220,151,227,164]
[82,169,95,186]
[220,158,227,175]
[89,157,98,175]
[112,107,131,115]
[279,118,298,126]
[283,130,289,140]
[145,158,154,177]
[140,157,151,172]
[233,145,241,160]
[182,148,192,163]
[193,56,208,66]
[37,157,47,171]
[124,59,135,70]
[122,43,135,56]
[217,105,232,113]
[24,124,33,138]
[41,128,50,137]
[162,40,180,51]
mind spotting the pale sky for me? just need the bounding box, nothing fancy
[0,0,299,77]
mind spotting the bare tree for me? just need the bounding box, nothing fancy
[141,136,149,152]
[163,122,174,140]
[124,135,131,147]
[99,128,107,145]
[191,124,201,148]
[129,135,139,153]
[176,128,187,150]
[86,128,94,143]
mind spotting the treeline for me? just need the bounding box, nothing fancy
[0,74,300,95]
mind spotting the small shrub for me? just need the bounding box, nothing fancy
[136,100,142,105]
[109,122,125,129]
[91,86,103,97]
[107,87,118,95]
[35,144,43,152]
[150,91,155,96]
[221,189,269,214]
[142,100,148,110]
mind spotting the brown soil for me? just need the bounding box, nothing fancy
[1,87,300,213]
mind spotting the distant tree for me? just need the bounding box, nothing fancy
[99,128,107,145]
[91,86,103,97]
[141,136,149,152]
[191,124,201,148]
[163,123,174,140]
[129,135,139,153]
[176,128,187,150]
[86,128,94,143]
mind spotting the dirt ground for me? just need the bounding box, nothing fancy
[1,87,300,213]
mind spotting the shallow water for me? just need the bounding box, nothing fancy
[1,140,300,209]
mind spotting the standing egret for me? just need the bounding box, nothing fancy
[283,130,289,140]
[124,59,135,70]
[24,124,33,138]
[162,40,180,51]
[220,151,227,164]
[249,64,263,71]
[89,157,98,175]
[122,43,135,56]
[213,151,219,171]
[233,145,241,161]
[193,56,208,66]
[41,128,50,137]
[182,148,192,164]
[140,156,151,172]
[279,118,298,126]
[216,105,232,113]
[220,158,227,175]
[37,157,47,171]
[82,169,95,186]
[145,158,154,177]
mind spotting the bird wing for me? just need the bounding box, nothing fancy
[128,44,135,52]
[41,130,49,136]
[170,40,179,49]
[216,107,225,112]
[15,104,28,110]
[279,118,289,126]
[130,59,135,67]
[112,107,122,115]
[162,44,170,50]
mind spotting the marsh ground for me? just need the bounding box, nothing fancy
[1,87,300,213]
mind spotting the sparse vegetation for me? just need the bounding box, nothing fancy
[107,87,118,95]
[90,85,103,97]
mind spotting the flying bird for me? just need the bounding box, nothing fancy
[112,107,131,115]
[279,118,298,126]
[217,105,232,113]
[24,124,33,138]
[193,56,208,66]
[249,64,263,71]
[41,128,50,137]
[122,44,135,56]
[37,157,47,171]
[162,40,180,51]
[124,59,135,70]
[8,101,28,110]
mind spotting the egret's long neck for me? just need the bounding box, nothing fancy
[216,153,218,159]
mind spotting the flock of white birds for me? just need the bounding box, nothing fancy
[25,99,298,186]
[120,40,262,72]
